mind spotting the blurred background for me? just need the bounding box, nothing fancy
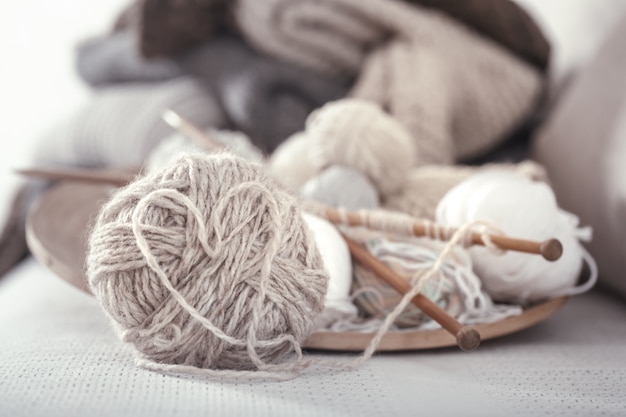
[1,0,625,287]
[0,0,128,222]
[1,0,624,218]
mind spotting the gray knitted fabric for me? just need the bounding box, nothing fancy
[75,33,351,153]
[76,31,184,87]
[33,77,226,169]
[235,0,543,165]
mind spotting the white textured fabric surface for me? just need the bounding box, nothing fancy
[1,259,625,417]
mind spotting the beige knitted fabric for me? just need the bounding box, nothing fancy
[384,161,548,220]
[235,0,543,165]
[87,153,329,377]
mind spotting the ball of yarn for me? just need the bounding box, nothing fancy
[436,171,593,304]
[87,153,328,372]
[301,166,380,210]
[306,99,416,197]
[267,132,319,191]
[302,213,357,328]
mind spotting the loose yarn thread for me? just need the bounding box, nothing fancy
[324,220,509,371]
[351,234,521,329]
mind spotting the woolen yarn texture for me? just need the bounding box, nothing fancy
[87,153,329,370]
[306,99,416,197]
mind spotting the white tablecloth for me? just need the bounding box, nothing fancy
[1,259,625,417]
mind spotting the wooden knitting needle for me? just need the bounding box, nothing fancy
[341,233,481,352]
[162,110,225,152]
[323,207,563,262]
[16,165,563,261]
[15,167,136,186]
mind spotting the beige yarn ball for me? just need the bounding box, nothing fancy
[87,153,328,372]
[267,132,320,191]
[306,99,416,197]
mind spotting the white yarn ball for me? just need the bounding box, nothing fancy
[301,165,380,210]
[267,132,319,191]
[306,99,416,197]
[436,171,591,305]
[302,213,357,326]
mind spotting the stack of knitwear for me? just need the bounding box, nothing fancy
[75,32,351,153]
[236,0,547,165]
[122,0,550,71]
[113,0,233,58]
[33,77,226,169]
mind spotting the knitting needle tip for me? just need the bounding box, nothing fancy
[457,327,481,351]
[161,109,224,152]
[161,109,182,129]
[540,238,563,262]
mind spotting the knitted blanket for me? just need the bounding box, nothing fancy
[33,77,225,169]
[236,0,544,165]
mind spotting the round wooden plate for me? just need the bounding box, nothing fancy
[26,181,568,351]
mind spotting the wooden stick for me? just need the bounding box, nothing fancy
[162,110,225,152]
[324,207,562,262]
[17,165,563,262]
[16,167,135,187]
[342,233,481,351]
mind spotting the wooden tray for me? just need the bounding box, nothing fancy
[26,181,568,351]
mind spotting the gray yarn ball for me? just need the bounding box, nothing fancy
[301,165,380,210]
[145,129,264,173]
[87,153,328,372]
